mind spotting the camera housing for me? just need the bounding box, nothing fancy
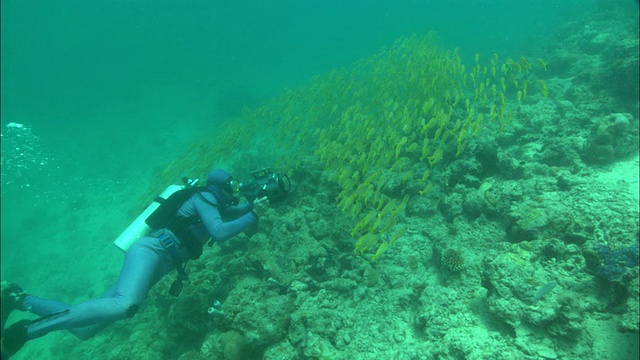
[240,168,290,203]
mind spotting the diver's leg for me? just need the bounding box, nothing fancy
[20,296,73,317]
[17,284,117,338]
[1,282,28,329]
[14,281,118,325]
[24,236,174,340]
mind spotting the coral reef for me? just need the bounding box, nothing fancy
[440,248,465,273]
[582,113,636,164]
[592,243,639,283]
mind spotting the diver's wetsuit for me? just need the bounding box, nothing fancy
[20,186,257,341]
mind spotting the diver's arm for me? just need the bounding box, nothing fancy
[223,202,253,218]
[194,197,257,242]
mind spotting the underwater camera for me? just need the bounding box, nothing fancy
[240,167,290,203]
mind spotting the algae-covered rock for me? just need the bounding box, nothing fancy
[619,274,639,333]
[221,331,246,360]
[168,289,216,339]
[481,247,594,340]
[224,279,294,347]
[582,113,636,165]
[264,340,298,360]
[177,350,204,360]
[199,330,250,360]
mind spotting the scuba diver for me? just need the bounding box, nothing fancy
[1,169,269,359]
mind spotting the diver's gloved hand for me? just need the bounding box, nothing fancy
[252,196,269,217]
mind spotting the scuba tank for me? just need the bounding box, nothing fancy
[113,177,198,252]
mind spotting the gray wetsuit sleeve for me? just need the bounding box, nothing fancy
[224,202,253,217]
[194,195,257,243]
